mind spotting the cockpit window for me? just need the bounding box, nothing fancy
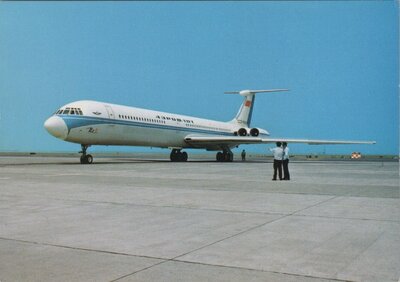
[59,107,83,115]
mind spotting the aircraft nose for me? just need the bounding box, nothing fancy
[44,116,68,140]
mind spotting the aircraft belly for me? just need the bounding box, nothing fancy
[66,124,187,147]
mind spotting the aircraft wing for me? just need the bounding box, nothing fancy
[184,135,376,147]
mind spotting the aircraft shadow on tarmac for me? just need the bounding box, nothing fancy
[0,158,273,167]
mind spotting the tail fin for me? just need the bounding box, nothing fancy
[225,89,289,127]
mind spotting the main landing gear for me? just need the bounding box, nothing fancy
[170,149,188,162]
[80,144,93,164]
[216,149,234,162]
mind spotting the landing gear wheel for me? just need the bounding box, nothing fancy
[170,149,188,162]
[226,152,233,162]
[86,154,93,164]
[79,145,93,164]
[80,154,93,164]
[216,150,234,162]
[170,149,178,162]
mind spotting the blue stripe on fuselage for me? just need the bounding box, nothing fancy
[57,115,234,136]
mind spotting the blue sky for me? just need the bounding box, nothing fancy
[0,2,398,155]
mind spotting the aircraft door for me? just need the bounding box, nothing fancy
[105,105,115,119]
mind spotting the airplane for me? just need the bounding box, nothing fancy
[44,89,375,164]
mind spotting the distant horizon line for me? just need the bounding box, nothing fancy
[0,151,398,158]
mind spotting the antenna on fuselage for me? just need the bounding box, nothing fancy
[225,89,289,127]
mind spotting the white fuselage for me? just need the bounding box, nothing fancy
[45,100,269,151]
[44,91,375,164]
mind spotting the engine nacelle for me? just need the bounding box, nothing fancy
[250,128,259,137]
[237,128,248,136]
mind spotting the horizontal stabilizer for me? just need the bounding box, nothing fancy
[225,89,289,96]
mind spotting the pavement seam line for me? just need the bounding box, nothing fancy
[109,215,290,281]
[3,193,399,222]
[170,259,356,282]
[0,235,357,282]
[168,196,339,263]
[0,236,164,261]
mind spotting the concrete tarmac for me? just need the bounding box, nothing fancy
[0,156,399,282]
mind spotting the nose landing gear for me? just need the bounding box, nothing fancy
[80,145,93,164]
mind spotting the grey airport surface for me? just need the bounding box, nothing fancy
[0,154,399,282]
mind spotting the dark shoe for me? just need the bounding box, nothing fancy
[272,178,277,181]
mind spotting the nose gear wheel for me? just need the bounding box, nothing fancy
[79,145,93,164]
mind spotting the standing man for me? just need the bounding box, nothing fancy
[241,149,246,161]
[282,142,290,180]
[269,142,283,181]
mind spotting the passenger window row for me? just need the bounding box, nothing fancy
[118,114,166,124]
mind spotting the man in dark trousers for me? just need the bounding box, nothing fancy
[269,142,283,180]
[282,142,290,180]
[241,149,246,161]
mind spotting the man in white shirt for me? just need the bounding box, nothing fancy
[269,142,283,180]
[282,142,290,180]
